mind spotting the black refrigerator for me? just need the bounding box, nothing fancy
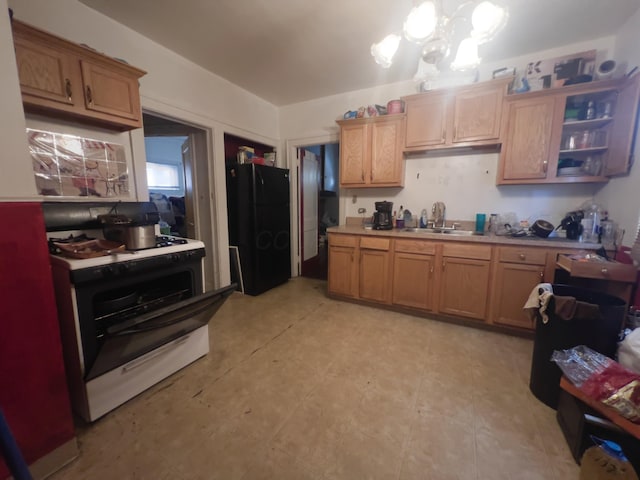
[226,163,291,295]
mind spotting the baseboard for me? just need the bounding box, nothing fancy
[29,438,78,480]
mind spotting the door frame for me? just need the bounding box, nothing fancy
[286,134,342,278]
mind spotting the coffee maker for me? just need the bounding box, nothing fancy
[373,201,393,230]
[559,211,584,240]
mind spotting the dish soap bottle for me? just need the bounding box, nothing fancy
[396,206,404,229]
[419,209,429,228]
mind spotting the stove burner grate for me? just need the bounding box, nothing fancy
[155,236,188,248]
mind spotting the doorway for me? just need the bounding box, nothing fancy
[299,143,339,279]
[142,112,217,291]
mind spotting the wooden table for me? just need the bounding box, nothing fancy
[560,376,640,440]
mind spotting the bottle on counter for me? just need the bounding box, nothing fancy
[396,206,404,229]
[419,209,429,228]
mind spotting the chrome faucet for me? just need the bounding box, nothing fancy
[431,201,446,228]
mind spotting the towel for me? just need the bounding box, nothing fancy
[553,295,601,321]
[523,283,554,323]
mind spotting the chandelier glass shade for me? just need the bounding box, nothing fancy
[371,0,508,73]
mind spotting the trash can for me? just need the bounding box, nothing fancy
[529,284,627,409]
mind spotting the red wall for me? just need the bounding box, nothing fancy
[0,203,75,478]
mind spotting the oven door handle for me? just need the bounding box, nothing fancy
[121,335,191,372]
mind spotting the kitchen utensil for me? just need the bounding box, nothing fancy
[53,239,125,258]
[531,219,554,238]
[99,214,158,250]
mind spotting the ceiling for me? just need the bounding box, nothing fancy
[80,0,640,106]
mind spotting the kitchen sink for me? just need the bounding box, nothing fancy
[402,228,483,236]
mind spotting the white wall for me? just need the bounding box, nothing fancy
[6,0,283,287]
[0,0,37,200]
[280,36,621,230]
[598,7,640,245]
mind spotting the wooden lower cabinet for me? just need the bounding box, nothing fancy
[438,243,492,320]
[491,246,548,330]
[492,263,544,329]
[359,237,392,303]
[392,239,436,310]
[327,234,358,298]
[327,233,576,333]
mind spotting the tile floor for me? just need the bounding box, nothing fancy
[50,277,580,480]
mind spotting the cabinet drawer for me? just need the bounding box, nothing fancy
[498,246,547,265]
[442,242,492,261]
[360,236,390,251]
[328,234,357,248]
[557,254,637,282]
[394,239,436,255]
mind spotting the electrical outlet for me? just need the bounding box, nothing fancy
[357,208,366,214]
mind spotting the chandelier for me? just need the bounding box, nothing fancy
[371,1,508,76]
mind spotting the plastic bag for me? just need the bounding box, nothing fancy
[551,345,613,387]
[552,345,640,423]
[619,328,640,374]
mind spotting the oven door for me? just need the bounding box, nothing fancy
[86,284,235,380]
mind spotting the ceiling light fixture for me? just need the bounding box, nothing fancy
[371,0,508,75]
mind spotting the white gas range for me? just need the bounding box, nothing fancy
[44,202,234,422]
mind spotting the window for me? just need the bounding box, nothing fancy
[146,162,181,190]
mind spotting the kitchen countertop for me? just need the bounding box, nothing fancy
[327,225,602,250]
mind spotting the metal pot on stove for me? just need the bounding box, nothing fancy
[98,213,158,250]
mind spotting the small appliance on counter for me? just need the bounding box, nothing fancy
[373,201,393,230]
[557,211,584,240]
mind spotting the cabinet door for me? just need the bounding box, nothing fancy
[370,117,404,186]
[328,245,358,297]
[439,258,490,320]
[499,96,557,181]
[359,249,391,303]
[339,123,369,186]
[606,74,640,176]
[80,60,142,122]
[493,263,544,330]
[13,34,79,108]
[453,83,504,143]
[404,92,448,148]
[392,252,434,310]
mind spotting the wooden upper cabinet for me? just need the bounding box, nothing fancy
[80,60,142,122]
[605,73,640,176]
[337,115,405,188]
[498,76,640,185]
[370,116,405,185]
[339,121,369,185]
[12,34,78,108]
[404,91,449,148]
[498,95,558,182]
[11,19,146,131]
[453,82,505,143]
[403,78,510,152]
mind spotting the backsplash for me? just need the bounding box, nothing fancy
[343,151,604,230]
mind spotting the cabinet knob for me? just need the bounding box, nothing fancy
[601,268,608,275]
[65,79,72,101]
[519,253,526,260]
[539,271,544,279]
[86,85,93,106]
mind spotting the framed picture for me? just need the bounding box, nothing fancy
[524,50,597,90]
